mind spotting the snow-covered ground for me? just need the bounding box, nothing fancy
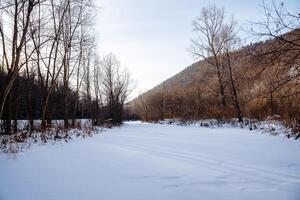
[0,121,300,200]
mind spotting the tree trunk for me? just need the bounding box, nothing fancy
[226,51,243,122]
[269,92,275,115]
[4,94,11,134]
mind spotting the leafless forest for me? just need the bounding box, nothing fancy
[0,0,132,134]
[132,3,300,137]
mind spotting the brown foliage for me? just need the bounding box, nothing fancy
[132,30,300,130]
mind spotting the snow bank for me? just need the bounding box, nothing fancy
[158,118,298,139]
[3,119,93,131]
[0,121,102,154]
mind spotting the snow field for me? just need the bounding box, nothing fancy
[0,121,299,200]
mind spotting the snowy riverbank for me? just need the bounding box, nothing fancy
[0,121,299,200]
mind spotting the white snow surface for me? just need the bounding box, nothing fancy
[0,121,300,200]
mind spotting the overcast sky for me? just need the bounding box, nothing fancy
[94,0,299,99]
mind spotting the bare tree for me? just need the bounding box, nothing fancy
[101,54,133,124]
[135,93,150,121]
[222,20,243,122]
[61,0,94,128]
[30,0,71,129]
[250,0,300,121]
[0,0,39,133]
[92,54,103,125]
[251,0,300,44]
[190,5,227,111]
[0,0,111,133]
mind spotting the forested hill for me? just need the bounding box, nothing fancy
[138,30,298,98]
[131,29,300,124]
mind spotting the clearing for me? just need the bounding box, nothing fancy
[0,121,300,200]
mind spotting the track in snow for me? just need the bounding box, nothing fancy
[0,121,299,200]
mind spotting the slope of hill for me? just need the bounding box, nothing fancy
[131,30,300,129]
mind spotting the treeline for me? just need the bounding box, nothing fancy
[0,0,132,134]
[133,3,300,132]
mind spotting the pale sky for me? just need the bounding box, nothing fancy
[94,0,299,99]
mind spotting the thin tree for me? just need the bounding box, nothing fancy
[190,5,227,112]
[0,0,39,133]
[222,21,243,122]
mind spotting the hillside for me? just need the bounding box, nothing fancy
[131,30,300,128]
[136,30,298,97]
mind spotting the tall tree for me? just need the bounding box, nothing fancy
[101,54,132,124]
[0,0,39,133]
[190,5,227,112]
[222,21,243,122]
